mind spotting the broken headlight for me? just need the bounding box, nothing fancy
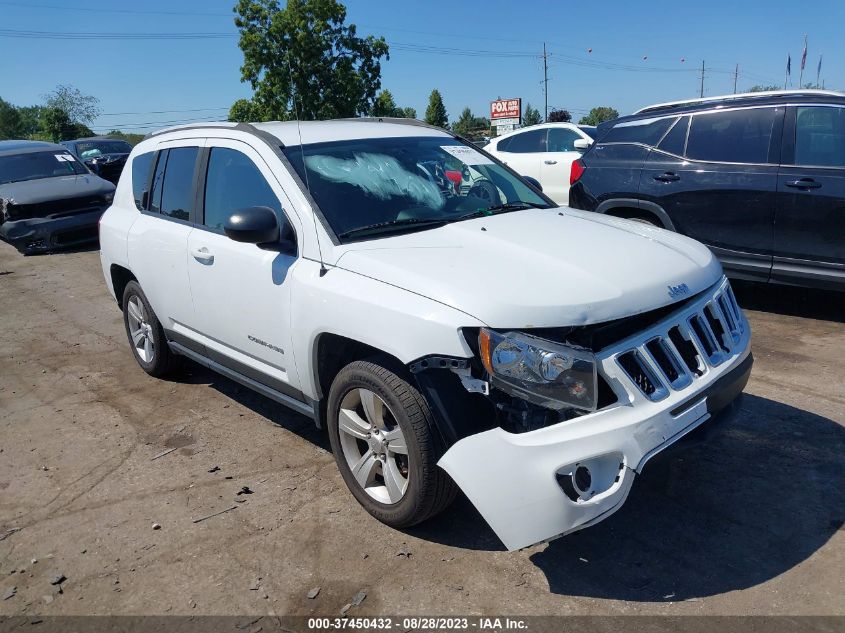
[478,328,598,412]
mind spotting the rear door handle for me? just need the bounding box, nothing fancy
[653,172,680,182]
[191,246,214,264]
[785,178,822,190]
[544,159,558,165]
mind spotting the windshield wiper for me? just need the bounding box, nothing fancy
[338,217,448,239]
[454,201,547,222]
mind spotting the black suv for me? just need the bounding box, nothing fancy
[569,90,845,291]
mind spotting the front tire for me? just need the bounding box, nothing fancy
[122,281,180,378]
[327,359,456,528]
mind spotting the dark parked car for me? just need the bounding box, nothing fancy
[569,90,845,291]
[0,140,115,254]
[62,137,132,184]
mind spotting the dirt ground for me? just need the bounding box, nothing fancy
[0,243,843,617]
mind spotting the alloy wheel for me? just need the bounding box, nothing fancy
[337,388,409,504]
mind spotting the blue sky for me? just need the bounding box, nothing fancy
[1,0,841,133]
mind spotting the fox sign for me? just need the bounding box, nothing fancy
[490,98,521,120]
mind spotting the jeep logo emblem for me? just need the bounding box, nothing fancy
[668,283,690,299]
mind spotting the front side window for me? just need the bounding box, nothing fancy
[131,151,155,211]
[283,136,550,241]
[0,150,88,185]
[148,147,198,221]
[686,108,778,164]
[498,129,546,153]
[203,147,284,231]
[794,106,845,168]
[547,128,581,152]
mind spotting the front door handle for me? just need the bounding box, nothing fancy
[785,178,822,190]
[653,172,680,182]
[544,159,558,165]
[191,246,214,264]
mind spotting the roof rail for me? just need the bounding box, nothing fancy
[335,116,447,132]
[634,89,845,114]
[144,121,237,139]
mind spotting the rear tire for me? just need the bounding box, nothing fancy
[327,359,457,528]
[122,281,180,378]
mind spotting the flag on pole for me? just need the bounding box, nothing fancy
[801,38,808,70]
[787,55,791,76]
[818,55,823,77]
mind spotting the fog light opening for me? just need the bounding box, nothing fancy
[573,465,592,496]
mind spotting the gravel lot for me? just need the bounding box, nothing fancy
[0,243,843,616]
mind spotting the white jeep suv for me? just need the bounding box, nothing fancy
[99,118,752,551]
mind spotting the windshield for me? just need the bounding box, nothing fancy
[76,140,132,158]
[283,136,551,241]
[0,150,89,184]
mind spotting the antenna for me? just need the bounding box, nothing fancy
[287,55,328,277]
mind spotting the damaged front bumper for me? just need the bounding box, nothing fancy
[438,277,752,551]
[0,209,104,254]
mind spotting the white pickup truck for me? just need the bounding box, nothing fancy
[99,118,752,550]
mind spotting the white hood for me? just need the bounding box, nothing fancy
[333,208,723,328]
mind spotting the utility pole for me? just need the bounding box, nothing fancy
[543,42,548,121]
[733,63,739,94]
[699,60,705,98]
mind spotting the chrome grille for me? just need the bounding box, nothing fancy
[613,280,746,402]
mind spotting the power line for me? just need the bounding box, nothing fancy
[0,1,231,17]
[99,107,230,117]
[0,29,234,40]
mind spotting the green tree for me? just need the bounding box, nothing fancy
[522,102,542,127]
[371,89,399,117]
[424,89,448,128]
[0,98,23,139]
[451,107,489,139]
[578,106,618,126]
[451,107,475,137]
[547,109,572,123]
[41,107,74,142]
[399,106,417,119]
[228,98,266,122]
[43,85,100,126]
[748,85,782,92]
[234,0,389,120]
[17,106,44,137]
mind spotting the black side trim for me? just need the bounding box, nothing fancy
[670,352,753,418]
[168,341,315,420]
[165,328,206,357]
[163,328,307,406]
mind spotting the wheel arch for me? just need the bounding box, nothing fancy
[109,264,137,310]
[596,198,676,231]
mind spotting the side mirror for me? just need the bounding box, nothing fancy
[522,176,543,192]
[573,138,592,151]
[224,206,280,245]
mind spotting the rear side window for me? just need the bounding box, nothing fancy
[686,108,778,164]
[794,106,845,167]
[498,129,546,153]
[601,117,675,146]
[149,147,199,221]
[657,116,689,156]
[131,152,155,211]
[203,147,284,232]
[547,128,581,152]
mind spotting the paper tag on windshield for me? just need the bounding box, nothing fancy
[440,145,493,165]
[55,154,75,162]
